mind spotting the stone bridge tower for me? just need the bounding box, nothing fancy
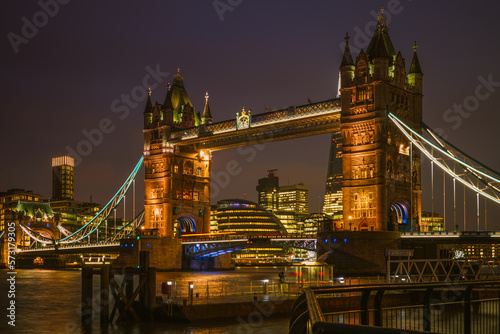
[340,12,423,232]
[143,70,212,238]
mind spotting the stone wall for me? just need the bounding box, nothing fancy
[113,237,183,270]
[317,231,401,275]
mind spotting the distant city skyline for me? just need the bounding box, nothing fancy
[2,2,500,229]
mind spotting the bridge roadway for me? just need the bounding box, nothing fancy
[182,234,317,258]
[401,230,500,240]
[16,234,318,257]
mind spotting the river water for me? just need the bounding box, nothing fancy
[0,268,290,334]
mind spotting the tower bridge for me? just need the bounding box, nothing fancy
[6,11,500,272]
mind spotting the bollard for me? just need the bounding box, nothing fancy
[167,281,172,299]
[161,282,169,294]
[162,281,172,299]
[188,282,194,305]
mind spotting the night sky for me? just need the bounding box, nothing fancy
[2,1,500,230]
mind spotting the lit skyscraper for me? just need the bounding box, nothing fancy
[256,170,309,234]
[323,131,343,219]
[52,156,75,201]
[278,184,309,215]
[256,169,279,211]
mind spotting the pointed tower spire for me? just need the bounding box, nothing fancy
[201,91,213,124]
[144,87,153,114]
[173,67,183,83]
[341,32,354,66]
[163,82,173,109]
[409,41,423,74]
[340,32,355,90]
[366,7,396,61]
[408,41,423,92]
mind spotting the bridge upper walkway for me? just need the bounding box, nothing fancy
[169,98,341,151]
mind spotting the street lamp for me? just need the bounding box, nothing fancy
[348,216,352,231]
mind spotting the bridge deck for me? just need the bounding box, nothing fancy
[169,98,340,150]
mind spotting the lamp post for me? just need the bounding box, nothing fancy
[348,216,352,231]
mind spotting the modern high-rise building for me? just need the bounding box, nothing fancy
[278,184,309,215]
[256,170,309,234]
[52,156,74,201]
[50,155,102,229]
[0,189,44,233]
[420,212,444,232]
[256,169,279,211]
[323,131,343,219]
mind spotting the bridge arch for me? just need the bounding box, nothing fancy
[173,213,198,237]
[32,228,57,240]
[389,200,410,230]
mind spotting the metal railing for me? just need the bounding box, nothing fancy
[289,280,500,334]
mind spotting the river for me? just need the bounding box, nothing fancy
[0,267,290,334]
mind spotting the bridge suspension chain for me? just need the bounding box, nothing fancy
[58,156,144,244]
[388,112,500,205]
[18,223,55,245]
[103,210,144,243]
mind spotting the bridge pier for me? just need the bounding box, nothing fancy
[81,254,156,325]
[317,231,401,276]
[113,237,182,270]
[100,267,109,325]
[182,252,235,270]
[81,267,93,325]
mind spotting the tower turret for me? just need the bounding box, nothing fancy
[201,92,213,124]
[408,41,423,93]
[367,9,393,81]
[162,82,174,126]
[340,32,355,89]
[144,88,153,128]
[339,9,422,232]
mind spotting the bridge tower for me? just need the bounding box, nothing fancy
[143,70,212,238]
[340,11,423,232]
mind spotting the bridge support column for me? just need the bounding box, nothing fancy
[81,267,93,325]
[100,267,110,325]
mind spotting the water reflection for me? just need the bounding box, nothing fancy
[0,268,289,334]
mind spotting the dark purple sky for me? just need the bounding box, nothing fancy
[2,1,500,230]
